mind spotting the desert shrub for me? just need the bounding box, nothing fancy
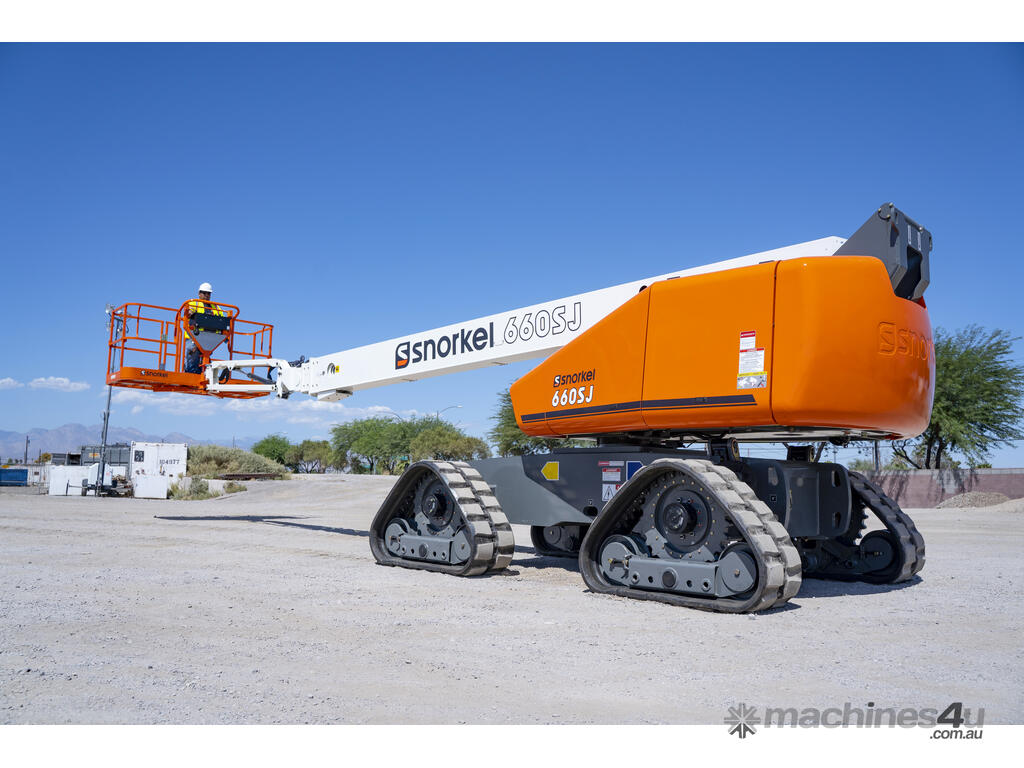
[168,477,221,500]
[186,445,288,479]
[223,481,247,494]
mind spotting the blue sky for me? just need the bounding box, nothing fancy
[1,44,1022,464]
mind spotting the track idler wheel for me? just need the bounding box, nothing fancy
[799,471,925,584]
[530,524,586,558]
[579,458,802,613]
[370,461,514,577]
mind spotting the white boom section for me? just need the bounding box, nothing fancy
[207,236,845,400]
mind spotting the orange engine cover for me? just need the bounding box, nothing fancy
[511,256,934,440]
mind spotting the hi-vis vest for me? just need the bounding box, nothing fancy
[185,299,226,340]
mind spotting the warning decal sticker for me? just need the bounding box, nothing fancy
[738,348,764,374]
[602,468,622,482]
[602,483,620,501]
[739,330,756,351]
[738,345,767,389]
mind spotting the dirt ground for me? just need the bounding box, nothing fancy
[2,475,1022,724]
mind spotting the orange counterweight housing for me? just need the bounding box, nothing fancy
[105,301,274,399]
[511,256,934,440]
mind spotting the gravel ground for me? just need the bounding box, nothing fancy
[2,475,1022,724]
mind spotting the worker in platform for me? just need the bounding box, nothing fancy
[183,282,226,374]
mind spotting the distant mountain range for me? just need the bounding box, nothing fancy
[0,424,256,462]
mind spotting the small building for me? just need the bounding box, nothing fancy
[129,442,187,499]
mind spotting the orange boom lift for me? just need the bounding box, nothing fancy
[110,204,933,613]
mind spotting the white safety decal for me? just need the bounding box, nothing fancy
[738,345,767,389]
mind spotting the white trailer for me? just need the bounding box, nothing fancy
[48,464,123,496]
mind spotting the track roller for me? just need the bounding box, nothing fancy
[579,458,802,612]
[369,460,514,576]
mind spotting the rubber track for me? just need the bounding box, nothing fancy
[579,458,802,613]
[369,460,514,577]
[451,461,516,573]
[846,470,926,582]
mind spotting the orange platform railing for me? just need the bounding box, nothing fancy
[106,301,275,399]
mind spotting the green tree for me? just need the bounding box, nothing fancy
[38,452,53,464]
[891,325,1024,469]
[331,416,410,474]
[252,433,291,466]
[353,417,404,474]
[329,422,359,471]
[847,451,913,473]
[847,457,874,473]
[289,439,334,473]
[330,415,488,474]
[409,423,492,462]
[487,387,587,456]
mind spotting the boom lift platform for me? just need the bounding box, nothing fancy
[108,203,933,612]
[106,300,274,398]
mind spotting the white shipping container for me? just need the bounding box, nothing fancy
[129,442,187,480]
[48,464,120,496]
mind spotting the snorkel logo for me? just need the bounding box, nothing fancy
[394,323,494,370]
[395,342,410,370]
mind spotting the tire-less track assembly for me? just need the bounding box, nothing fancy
[370,460,514,576]
[578,458,803,612]
[370,457,923,614]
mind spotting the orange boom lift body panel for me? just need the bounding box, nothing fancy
[511,255,934,441]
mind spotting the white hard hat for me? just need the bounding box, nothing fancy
[198,282,213,293]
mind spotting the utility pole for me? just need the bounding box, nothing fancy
[94,303,119,495]
[24,436,29,465]
[96,383,113,493]
[873,441,882,473]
